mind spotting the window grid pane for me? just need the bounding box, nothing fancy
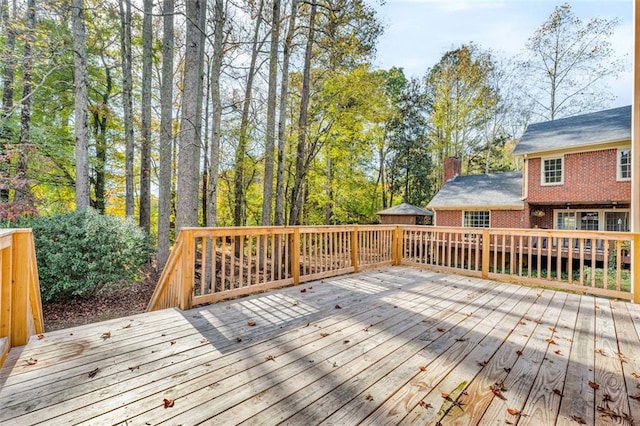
[619,150,631,179]
[543,158,562,184]
[464,211,489,228]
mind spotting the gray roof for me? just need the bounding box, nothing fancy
[427,171,523,209]
[377,202,433,216]
[513,105,631,156]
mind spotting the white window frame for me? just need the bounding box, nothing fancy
[617,148,632,181]
[541,156,564,186]
[553,208,631,231]
[463,210,490,228]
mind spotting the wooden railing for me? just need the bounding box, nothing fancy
[400,226,639,301]
[148,225,640,311]
[147,225,396,311]
[0,229,44,366]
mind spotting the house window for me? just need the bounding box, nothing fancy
[463,211,490,228]
[555,211,576,230]
[606,211,629,232]
[542,157,563,185]
[618,149,631,180]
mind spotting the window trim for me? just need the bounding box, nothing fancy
[553,208,631,232]
[616,148,632,181]
[462,210,490,228]
[540,155,564,186]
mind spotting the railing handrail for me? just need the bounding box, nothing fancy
[0,228,44,367]
[148,225,640,312]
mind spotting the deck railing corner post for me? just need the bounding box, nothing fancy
[180,229,195,310]
[633,233,640,304]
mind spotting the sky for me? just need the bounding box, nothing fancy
[370,0,633,108]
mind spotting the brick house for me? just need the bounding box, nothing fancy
[427,105,632,231]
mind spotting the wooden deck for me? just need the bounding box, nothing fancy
[1,266,639,425]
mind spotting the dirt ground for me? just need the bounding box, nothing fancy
[41,266,159,332]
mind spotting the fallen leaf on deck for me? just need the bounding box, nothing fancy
[365,393,374,401]
[455,337,468,342]
[170,341,176,345]
[247,321,256,326]
[588,381,600,390]
[506,408,521,416]
[632,372,640,379]
[88,368,99,378]
[122,323,132,329]
[265,355,276,361]
[629,393,640,400]
[300,288,307,293]
[595,348,606,356]
[292,301,299,306]
[333,362,338,367]
[437,327,446,332]
[419,365,427,371]
[26,357,37,365]
[554,350,562,355]
[101,331,111,340]
[343,340,350,344]
[536,293,542,298]
[418,401,432,409]
[236,337,242,343]
[504,367,512,373]
[570,415,586,424]
[129,366,139,371]
[334,304,342,309]
[477,360,488,367]
[163,398,174,408]
[516,350,523,356]
[546,338,557,345]
[441,392,450,400]
[548,327,556,332]
[490,385,506,400]
[321,333,329,337]
[37,334,45,340]
[553,389,564,397]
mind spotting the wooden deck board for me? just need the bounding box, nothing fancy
[0,266,638,426]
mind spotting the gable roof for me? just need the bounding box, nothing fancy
[377,203,433,216]
[427,171,523,210]
[513,105,631,157]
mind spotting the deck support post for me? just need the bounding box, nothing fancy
[392,227,402,266]
[351,226,359,272]
[11,232,32,346]
[481,229,490,279]
[634,234,640,304]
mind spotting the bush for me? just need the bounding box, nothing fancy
[11,209,150,302]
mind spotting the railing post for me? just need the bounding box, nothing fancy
[11,231,31,346]
[180,230,195,310]
[634,233,640,304]
[351,226,359,272]
[481,228,490,279]
[393,226,401,266]
[292,227,300,285]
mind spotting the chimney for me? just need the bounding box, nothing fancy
[443,157,462,183]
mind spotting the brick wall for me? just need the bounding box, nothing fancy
[434,210,462,227]
[434,209,526,228]
[527,149,631,204]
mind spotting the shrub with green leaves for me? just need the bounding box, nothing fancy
[11,209,150,302]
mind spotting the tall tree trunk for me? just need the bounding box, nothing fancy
[176,0,204,230]
[139,0,153,233]
[91,55,112,214]
[157,0,174,268]
[288,0,316,226]
[274,0,298,226]
[0,0,16,203]
[260,0,281,226]
[207,0,224,228]
[72,0,89,210]
[195,0,207,225]
[233,0,264,227]
[14,0,36,204]
[118,0,134,217]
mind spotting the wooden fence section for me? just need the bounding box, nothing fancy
[400,226,639,301]
[0,229,44,366]
[148,225,640,311]
[147,226,395,311]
